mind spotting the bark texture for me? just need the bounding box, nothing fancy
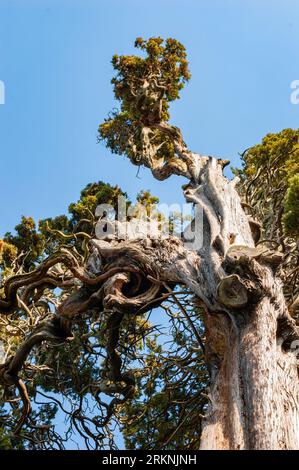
[182,156,299,449]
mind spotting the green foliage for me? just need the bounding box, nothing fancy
[1,180,188,449]
[0,239,18,270]
[68,181,128,223]
[121,306,208,450]
[233,128,299,312]
[1,182,130,270]
[98,37,190,165]
[4,216,45,271]
[133,190,159,218]
[0,426,24,449]
[111,37,190,119]
[283,174,299,238]
[234,128,299,239]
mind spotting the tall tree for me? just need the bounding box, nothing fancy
[99,37,299,450]
[0,37,298,450]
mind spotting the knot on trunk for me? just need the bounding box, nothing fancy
[218,245,279,309]
[224,244,284,272]
[217,274,248,309]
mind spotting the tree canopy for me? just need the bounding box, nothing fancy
[234,128,299,314]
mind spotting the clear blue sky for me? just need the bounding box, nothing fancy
[0,0,298,235]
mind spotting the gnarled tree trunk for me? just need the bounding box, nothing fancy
[201,276,299,449]
[182,156,299,450]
